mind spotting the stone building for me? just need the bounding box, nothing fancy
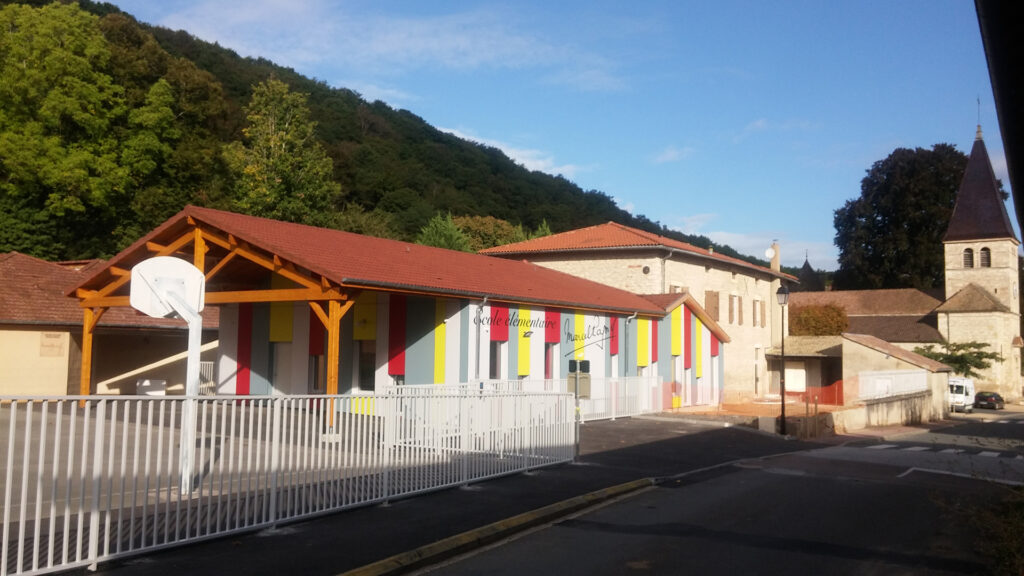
[481,224,795,403]
[792,127,1022,402]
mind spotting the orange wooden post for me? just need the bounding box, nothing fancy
[193,228,206,273]
[327,300,342,396]
[79,307,105,398]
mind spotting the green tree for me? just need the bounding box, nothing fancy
[416,212,472,252]
[0,3,129,258]
[833,145,970,290]
[224,78,341,226]
[789,304,849,336]
[532,219,553,239]
[913,342,1002,378]
[453,215,528,251]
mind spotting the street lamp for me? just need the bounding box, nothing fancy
[777,283,789,435]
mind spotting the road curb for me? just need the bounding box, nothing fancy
[337,477,656,576]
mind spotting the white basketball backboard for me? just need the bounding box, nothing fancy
[130,256,205,319]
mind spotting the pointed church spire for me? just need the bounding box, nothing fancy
[943,127,1017,242]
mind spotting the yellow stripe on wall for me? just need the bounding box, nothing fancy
[353,292,377,341]
[434,299,446,384]
[574,311,585,361]
[695,318,703,378]
[637,317,649,367]
[518,308,531,376]
[671,306,681,356]
[269,274,293,342]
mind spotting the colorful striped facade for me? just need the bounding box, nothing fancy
[216,294,723,402]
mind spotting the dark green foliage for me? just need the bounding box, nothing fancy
[0,1,771,266]
[913,342,1002,378]
[833,145,971,290]
[789,305,849,336]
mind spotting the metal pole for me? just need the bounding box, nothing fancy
[574,371,580,461]
[780,307,787,435]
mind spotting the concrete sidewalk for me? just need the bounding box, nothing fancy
[84,417,820,576]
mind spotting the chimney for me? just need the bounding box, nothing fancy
[770,242,780,272]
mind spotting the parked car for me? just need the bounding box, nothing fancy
[974,391,1005,410]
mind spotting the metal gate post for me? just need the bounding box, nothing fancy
[88,400,106,569]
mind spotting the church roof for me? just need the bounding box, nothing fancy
[795,257,825,291]
[944,128,1018,243]
[934,283,1011,314]
[789,288,942,316]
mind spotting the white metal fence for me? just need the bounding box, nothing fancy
[423,376,665,422]
[1,390,573,575]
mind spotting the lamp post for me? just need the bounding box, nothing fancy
[777,283,789,435]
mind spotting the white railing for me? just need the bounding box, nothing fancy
[397,376,663,422]
[0,391,573,576]
[856,370,929,401]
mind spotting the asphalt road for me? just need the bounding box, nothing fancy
[417,415,1024,576]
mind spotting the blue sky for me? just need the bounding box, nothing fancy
[112,0,1015,270]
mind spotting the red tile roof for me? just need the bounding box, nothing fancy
[72,207,668,317]
[639,292,730,343]
[480,221,794,281]
[3,252,216,329]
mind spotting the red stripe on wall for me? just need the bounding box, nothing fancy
[237,303,252,396]
[652,319,658,363]
[684,307,692,370]
[389,294,406,376]
[308,308,324,355]
[711,334,719,357]
[490,304,509,342]
[610,316,619,356]
[545,308,560,343]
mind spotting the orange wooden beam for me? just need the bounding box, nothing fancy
[197,227,322,291]
[79,307,106,397]
[79,287,349,308]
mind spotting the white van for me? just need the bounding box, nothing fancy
[948,377,975,413]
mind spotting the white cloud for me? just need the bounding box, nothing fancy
[653,145,695,164]
[614,198,636,214]
[733,118,820,143]
[342,82,417,106]
[145,1,627,92]
[441,128,583,179]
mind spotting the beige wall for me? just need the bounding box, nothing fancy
[522,250,781,403]
[839,337,948,424]
[938,310,1022,401]
[0,328,72,396]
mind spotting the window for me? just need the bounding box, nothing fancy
[358,340,376,391]
[760,300,766,328]
[544,342,556,380]
[738,296,744,325]
[728,295,736,324]
[752,299,760,327]
[980,247,991,267]
[963,248,974,268]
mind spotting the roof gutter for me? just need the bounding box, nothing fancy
[339,278,665,317]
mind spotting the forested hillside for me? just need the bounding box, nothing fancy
[1,0,765,266]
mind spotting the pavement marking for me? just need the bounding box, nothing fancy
[902,446,931,452]
[866,444,898,450]
[939,448,964,454]
[977,451,1001,458]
